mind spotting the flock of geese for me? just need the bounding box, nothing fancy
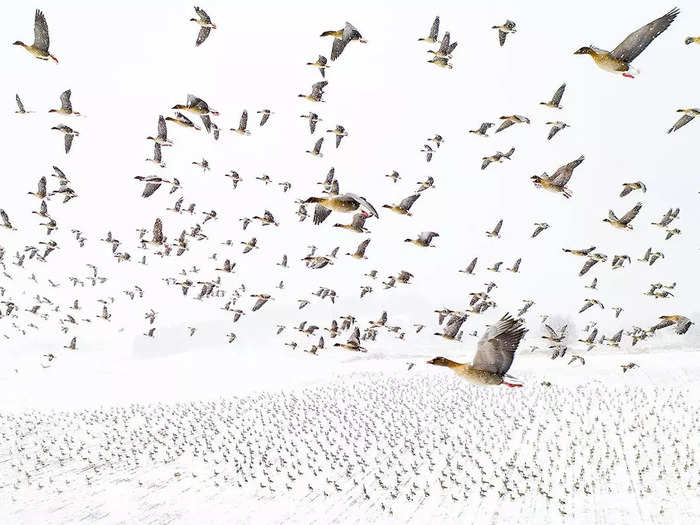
[3,5,697,390]
[0,375,695,521]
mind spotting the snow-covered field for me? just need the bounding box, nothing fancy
[1,348,698,524]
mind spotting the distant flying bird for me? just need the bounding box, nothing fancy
[531,155,585,199]
[419,16,440,43]
[299,81,328,102]
[486,219,503,238]
[531,223,550,238]
[667,108,699,133]
[306,137,324,158]
[540,84,566,109]
[303,194,379,225]
[257,109,273,126]
[300,112,321,133]
[327,125,348,148]
[15,94,30,114]
[383,194,420,216]
[147,116,173,146]
[651,315,694,334]
[604,202,643,229]
[231,110,251,135]
[481,147,514,169]
[574,7,680,78]
[546,121,569,140]
[49,89,80,116]
[469,122,494,137]
[191,7,216,46]
[306,55,328,78]
[620,181,646,197]
[496,115,530,133]
[51,125,79,153]
[321,22,367,61]
[492,20,517,47]
[459,257,478,275]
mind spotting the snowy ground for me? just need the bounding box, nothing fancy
[1,348,698,524]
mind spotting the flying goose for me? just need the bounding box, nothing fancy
[306,137,324,157]
[481,147,515,169]
[574,8,679,78]
[321,22,367,61]
[620,181,646,197]
[429,313,527,387]
[166,112,201,130]
[428,31,457,58]
[300,112,321,133]
[191,6,216,46]
[507,258,521,273]
[531,223,550,238]
[306,55,328,78]
[650,315,693,334]
[334,328,366,352]
[171,95,219,132]
[231,110,251,135]
[13,10,58,63]
[495,115,530,133]
[469,122,494,136]
[250,294,273,312]
[303,193,378,225]
[147,116,172,146]
[257,109,273,126]
[49,89,80,116]
[51,125,79,153]
[667,108,700,133]
[15,94,31,114]
[546,121,569,140]
[579,253,607,276]
[486,219,503,238]
[604,202,642,229]
[651,207,679,227]
[1,210,17,231]
[579,298,604,313]
[146,143,166,168]
[434,314,468,340]
[531,155,585,198]
[492,20,517,47]
[418,16,440,43]
[540,83,566,109]
[327,125,348,148]
[333,213,370,233]
[298,81,328,102]
[383,194,420,216]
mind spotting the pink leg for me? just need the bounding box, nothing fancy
[622,73,634,79]
[503,382,523,388]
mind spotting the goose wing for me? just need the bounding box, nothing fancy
[399,194,420,211]
[472,313,527,375]
[619,202,642,224]
[33,9,50,52]
[667,113,695,133]
[610,7,679,64]
[313,204,332,225]
[60,89,72,112]
[550,83,566,105]
[429,16,440,40]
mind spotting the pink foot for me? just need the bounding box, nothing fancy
[622,73,635,79]
[503,382,523,388]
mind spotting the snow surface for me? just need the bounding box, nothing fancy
[1,347,698,524]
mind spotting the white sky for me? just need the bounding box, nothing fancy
[1,0,699,363]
